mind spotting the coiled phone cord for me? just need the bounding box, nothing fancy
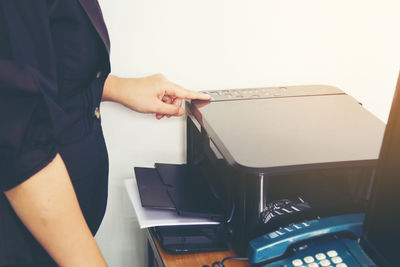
[209,256,249,267]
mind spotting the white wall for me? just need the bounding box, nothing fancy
[96,1,400,266]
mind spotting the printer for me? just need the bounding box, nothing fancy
[185,85,385,254]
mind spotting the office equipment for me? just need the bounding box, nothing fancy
[186,85,385,254]
[247,213,365,265]
[134,163,225,221]
[246,74,400,267]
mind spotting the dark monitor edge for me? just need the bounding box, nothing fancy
[360,72,400,267]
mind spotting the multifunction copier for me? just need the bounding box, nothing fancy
[134,85,385,255]
[185,85,385,254]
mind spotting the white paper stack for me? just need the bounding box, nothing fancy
[124,178,219,229]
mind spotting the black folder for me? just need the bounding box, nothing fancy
[134,163,225,222]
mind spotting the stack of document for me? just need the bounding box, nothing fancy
[124,178,219,228]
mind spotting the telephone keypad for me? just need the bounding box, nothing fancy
[291,251,348,267]
[320,259,331,266]
[315,253,327,260]
[304,256,314,263]
[264,234,360,267]
[292,259,303,266]
[332,257,343,264]
[327,250,338,257]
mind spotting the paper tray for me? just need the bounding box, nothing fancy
[134,163,225,222]
[124,178,219,229]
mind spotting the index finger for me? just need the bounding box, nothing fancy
[165,82,211,101]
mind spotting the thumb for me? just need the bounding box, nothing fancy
[155,101,184,116]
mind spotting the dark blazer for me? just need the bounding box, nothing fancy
[0,0,110,190]
[0,0,111,265]
[78,0,111,53]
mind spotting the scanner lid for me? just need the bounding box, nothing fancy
[188,85,386,174]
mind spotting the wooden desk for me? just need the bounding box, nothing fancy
[146,229,250,267]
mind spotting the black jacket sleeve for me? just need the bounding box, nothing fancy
[0,1,60,190]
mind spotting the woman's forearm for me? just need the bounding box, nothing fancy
[102,74,210,117]
[102,74,122,102]
[5,154,107,267]
[102,74,169,113]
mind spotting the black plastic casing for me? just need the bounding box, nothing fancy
[186,85,385,255]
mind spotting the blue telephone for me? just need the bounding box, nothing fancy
[247,213,365,266]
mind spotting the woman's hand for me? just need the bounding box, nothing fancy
[102,74,210,119]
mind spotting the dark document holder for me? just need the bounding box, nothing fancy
[134,163,226,222]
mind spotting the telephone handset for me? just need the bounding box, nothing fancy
[247,213,365,265]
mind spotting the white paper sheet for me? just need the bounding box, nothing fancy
[124,178,219,229]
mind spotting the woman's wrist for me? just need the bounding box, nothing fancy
[102,74,122,102]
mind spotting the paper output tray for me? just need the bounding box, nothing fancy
[134,163,225,222]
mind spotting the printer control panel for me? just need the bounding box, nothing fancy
[202,85,344,101]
